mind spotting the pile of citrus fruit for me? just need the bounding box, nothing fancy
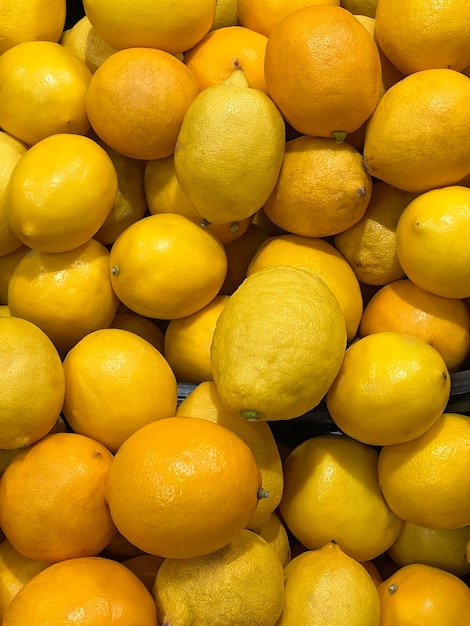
[1,0,470,623]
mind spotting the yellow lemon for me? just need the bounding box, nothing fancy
[60,15,116,73]
[0,246,29,305]
[174,70,285,224]
[153,529,284,626]
[109,312,165,353]
[378,413,470,530]
[176,380,284,531]
[247,234,363,341]
[5,134,118,253]
[210,0,240,30]
[326,332,450,446]
[280,435,403,562]
[396,185,470,299]
[0,132,27,257]
[257,512,291,568]
[211,265,347,422]
[277,542,380,626]
[0,0,65,54]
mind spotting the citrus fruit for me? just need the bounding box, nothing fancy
[121,555,164,593]
[0,316,64,449]
[280,435,403,562]
[83,0,216,54]
[341,0,378,17]
[62,328,178,453]
[326,332,450,446]
[0,132,27,257]
[109,312,165,353]
[164,295,229,383]
[210,0,240,30]
[262,135,372,238]
[0,40,91,146]
[247,234,363,341]
[375,0,470,75]
[184,26,268,92]
[377,563,470,625]
[0,0,65,54]
[238,0,341,36]
[378,413,470,530]
[174,70,285,224]
[60,15,116,73]
[176,380,284,531]
[85,47,199,160]
[361,560,383,587]
[0,432,117,563]
[211,265,347,422]
[5,134,118,253]
[359,279,470,372]
[388,522,470,578]
[153,529,284,626]
[0,540,49,622]
[334,181,417,286]
[396,185,470,299]
[2,556,157,626]
[257,512,291,568]
[108,213,227,320]
[363,69,470,192]
[264,5,382,138]
[105,416,263,559]
[277,542,381,626]
[8,239,119,356]
[0,247,29,305]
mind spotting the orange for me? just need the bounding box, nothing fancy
[264,5,382,138]
[164,295,229,383]
[108,213,227,320]
[109,312,165,353]
[334,181,417,287]
[0,41,91,146]
[378,413,470,530]
[375,0,470,75]
[0,539,50,622]
[7,239,119,356]
[2,556,157,625]
[5,134,118,253]
[60,15,117,74]
[105,416,263,559]
[62,328,178,453]
[184,26,268,93]
[361,560,383,587]
[359,279,470,372]
[237,0,340,36]
[377,563,470,625]
[0,432,117,563]
[121,555,164,593]
[0,131,28,258]
[262,135,372,238]
[0,246,29,305]
[85,47,199,160]
[0,316,65,449]
[83,0,216,54]
[0,0,65,54]
[176,380,284,531]
[247,234,364,341]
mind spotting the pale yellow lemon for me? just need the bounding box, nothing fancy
[257,512,291,568]
[60,15,116,73]
[0,132,28,257]
[210,0,240,30]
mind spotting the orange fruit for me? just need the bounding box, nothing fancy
[85,47,199,160]
[264,5,382,138]
[0,432,117,563]
[359,279,470,372]
[0,0,66,54]
[62,328,177,453]
[105,416,263,559]
[109,213,227,320]
[375,0,470,75]
[5,134,118,253]
[361,560,383,587]
[83,0,216,54]
[237,0,340,36]
[184,26,268,93]
[0,246,29,305]
[164,295,230,383]
[0,316,65,449]
[0,131,28,258]
[109,312,165,353]
[0,41,91,146]
[378,413,470,530]
[262,135,372,238]
[2,556,157,625]
[377,563,470,625]
[7,239,119,356]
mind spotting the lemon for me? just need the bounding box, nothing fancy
[210,0,240,30]
[153,529,284,626]
[277,541,381,625]
[60,16,116,74]
[326,332,450,446]
[257,512,291,567]
[174,69,285,224]
[0,132,28,257]
[210,265,347,422]
[0,0,65,54]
